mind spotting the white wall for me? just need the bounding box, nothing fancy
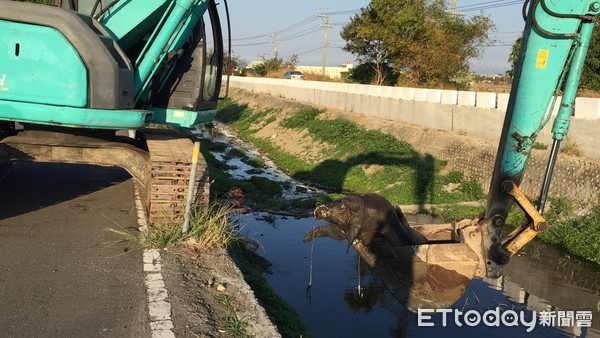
[224,76,600,158]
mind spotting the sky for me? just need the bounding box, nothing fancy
[218,0,528,75]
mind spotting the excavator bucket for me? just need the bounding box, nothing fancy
[350,221,485,311]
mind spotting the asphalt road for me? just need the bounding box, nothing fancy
[0,162,149,337]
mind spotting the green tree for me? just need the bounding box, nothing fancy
[581,21,600,91]
[252,54,298,77]
[340,7,391,85]
[341,62,398,85]
[506,36,522,77]
[341,0,493,88]
[508,22,600,92]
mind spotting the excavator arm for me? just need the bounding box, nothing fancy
[331,0,600,310]
[481,0,599,277]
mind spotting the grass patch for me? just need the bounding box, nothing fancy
[226,147,246,159]
[561,140,584,157]
[110,201,240,250]
[540,203,600,264]
[217,98,484,206]
[241,155,266,168]
[214,294,252,337]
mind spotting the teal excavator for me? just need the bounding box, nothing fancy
[0,0,597,309]
[0,0,229,223]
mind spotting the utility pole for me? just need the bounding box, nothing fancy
[268,32,278,59]
[316,13,333,76]
[452,0,457,14]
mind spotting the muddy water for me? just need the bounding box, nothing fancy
[240,214,600,338]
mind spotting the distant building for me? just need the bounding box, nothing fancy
[296,62,354,79]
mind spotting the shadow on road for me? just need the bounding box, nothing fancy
[0,162,130,220]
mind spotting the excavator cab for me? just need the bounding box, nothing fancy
[0,0,224,129]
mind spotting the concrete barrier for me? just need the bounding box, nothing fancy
[497,93,510,112]
[575,97,600,119]
[458,91,476,106]
[224,76,600,158]
[414,88,428,102]
[441,90,458,105]
[476,92,497,109]
[427,89,443,103]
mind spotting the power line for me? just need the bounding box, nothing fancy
[296,46,324,56]
[456,0,514,10]
[317,8,360,16]
[279,25,322,41]
[232,40,272,47]
[231,25,323,48]
[278,16,320,34]
[231,14,318,41]
[459,0,524,12]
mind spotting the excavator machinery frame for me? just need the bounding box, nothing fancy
[0,0,228,223]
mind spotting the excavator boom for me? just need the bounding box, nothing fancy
[318,0,600,310]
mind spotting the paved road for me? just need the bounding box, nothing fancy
[0,162,149,337]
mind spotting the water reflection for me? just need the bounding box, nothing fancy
[241,213,600,338]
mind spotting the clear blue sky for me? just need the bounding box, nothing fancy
[220,0,527,75]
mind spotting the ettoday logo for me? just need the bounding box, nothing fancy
[418,308,593,332]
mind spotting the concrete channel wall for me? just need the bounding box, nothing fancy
[225,79,600,210]
[225,76,600,159]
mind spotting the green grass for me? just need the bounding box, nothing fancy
[216,98,484,206]
[109,201,240,250]
[214,294,252,337]
[243,156,266,168]
[540,204,600,264]
[434,196,600,264]
[216,97,600,264]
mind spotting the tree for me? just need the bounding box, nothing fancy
[581,22,600,91]
[506,36,522,77]
[341,0,493,88]
[341,62,398,85]
[223,51,247,76]
[508,23,600,92]
[341,7,391,85]
[251,54,298,77]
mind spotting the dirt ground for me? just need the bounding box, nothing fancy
[161,245,280,337]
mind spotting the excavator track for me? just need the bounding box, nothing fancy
[143,129,210,225]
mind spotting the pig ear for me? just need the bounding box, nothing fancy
[345,196,363,212]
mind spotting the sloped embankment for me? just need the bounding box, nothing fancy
[216,90,485,209]
[216,87,600,265]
